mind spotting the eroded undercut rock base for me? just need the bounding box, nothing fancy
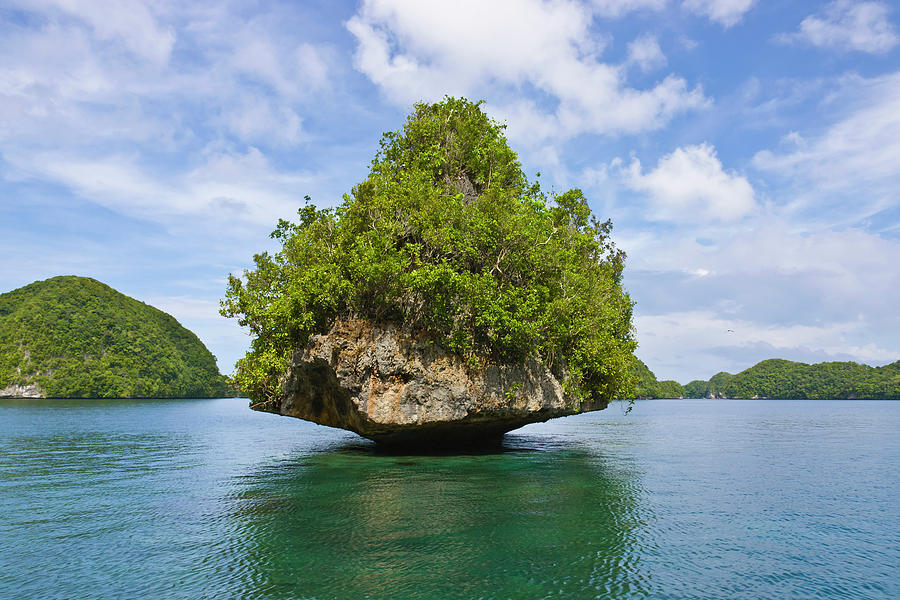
[251,319,608,447]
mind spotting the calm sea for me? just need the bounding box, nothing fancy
[1,398,897,599]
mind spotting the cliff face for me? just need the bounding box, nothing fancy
[0,383,42,398]
[252,319,608,446]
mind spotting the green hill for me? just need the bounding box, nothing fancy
[685,359,900,399]
[684,371,734,398]
[0,276,228,398]
[632,357,684,398]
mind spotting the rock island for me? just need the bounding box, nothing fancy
[223,98,637,446]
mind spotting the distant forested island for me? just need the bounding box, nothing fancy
[636,357,900,399]
[632,357,686,399]
[3,275,895,402]
[0,276,229,398]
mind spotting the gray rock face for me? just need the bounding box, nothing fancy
[252,319,608,446]
[0,383,43,398]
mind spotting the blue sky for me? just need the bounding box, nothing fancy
[2,0,899,382]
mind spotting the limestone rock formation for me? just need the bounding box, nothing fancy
[251,319,609,446]
[0,383,42,398]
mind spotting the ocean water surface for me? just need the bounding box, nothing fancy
[1,398,897,599]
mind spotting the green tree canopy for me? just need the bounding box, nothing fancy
[631,356,685,398]
[684,359,900,399]
[0,276,228,398]
[719,359,900,399]
[222,98,637,404]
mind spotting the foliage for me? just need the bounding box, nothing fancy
[222,97,636,404]
[0,276,229,398]
[685,359,900,399]
[631,357,685,398]
[684,371,734,398]
[653,380,687,399]
[683,380,708,398]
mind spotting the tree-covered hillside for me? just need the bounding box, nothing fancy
[0,276,229,398]
[222,97,636,405]
[685,359,900,399]
[684,371,734,398]
[632,357,685,398]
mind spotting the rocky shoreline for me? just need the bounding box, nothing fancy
[0,383,43,398]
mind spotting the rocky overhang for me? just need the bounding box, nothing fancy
[251,319,608,447]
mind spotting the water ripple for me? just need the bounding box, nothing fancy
[1,398,898,599]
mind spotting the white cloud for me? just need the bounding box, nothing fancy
[346,0,595,103]
[0,2,333,154]
[682,0,756,28]
[222,98,305,146]
[145,296,223,321]
[627,35,667,72]
[230,38,331,98]
[635,310,898,381]
[781,0,898,54]
[623,217,900,380]
[346,0,707,143]
[592,0,667,18]
[753,71,900,222]
[18,0,176,64]
[632,218,899,289]
[5,148,310,226]
[0,1,346,236]
[622,143,755,222]
[678,35,699,51]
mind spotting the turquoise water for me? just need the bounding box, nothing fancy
[1,398,898,599]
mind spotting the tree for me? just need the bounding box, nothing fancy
[632,356,685,398]
[684,359,900,399]
[0,276,228,398]
[222,97,636,405]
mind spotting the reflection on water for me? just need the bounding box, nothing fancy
[2,398,899,600]
[222,437,649,599]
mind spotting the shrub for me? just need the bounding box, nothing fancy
[222,98,636,404]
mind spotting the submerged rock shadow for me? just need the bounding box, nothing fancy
[221,432,653,599]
